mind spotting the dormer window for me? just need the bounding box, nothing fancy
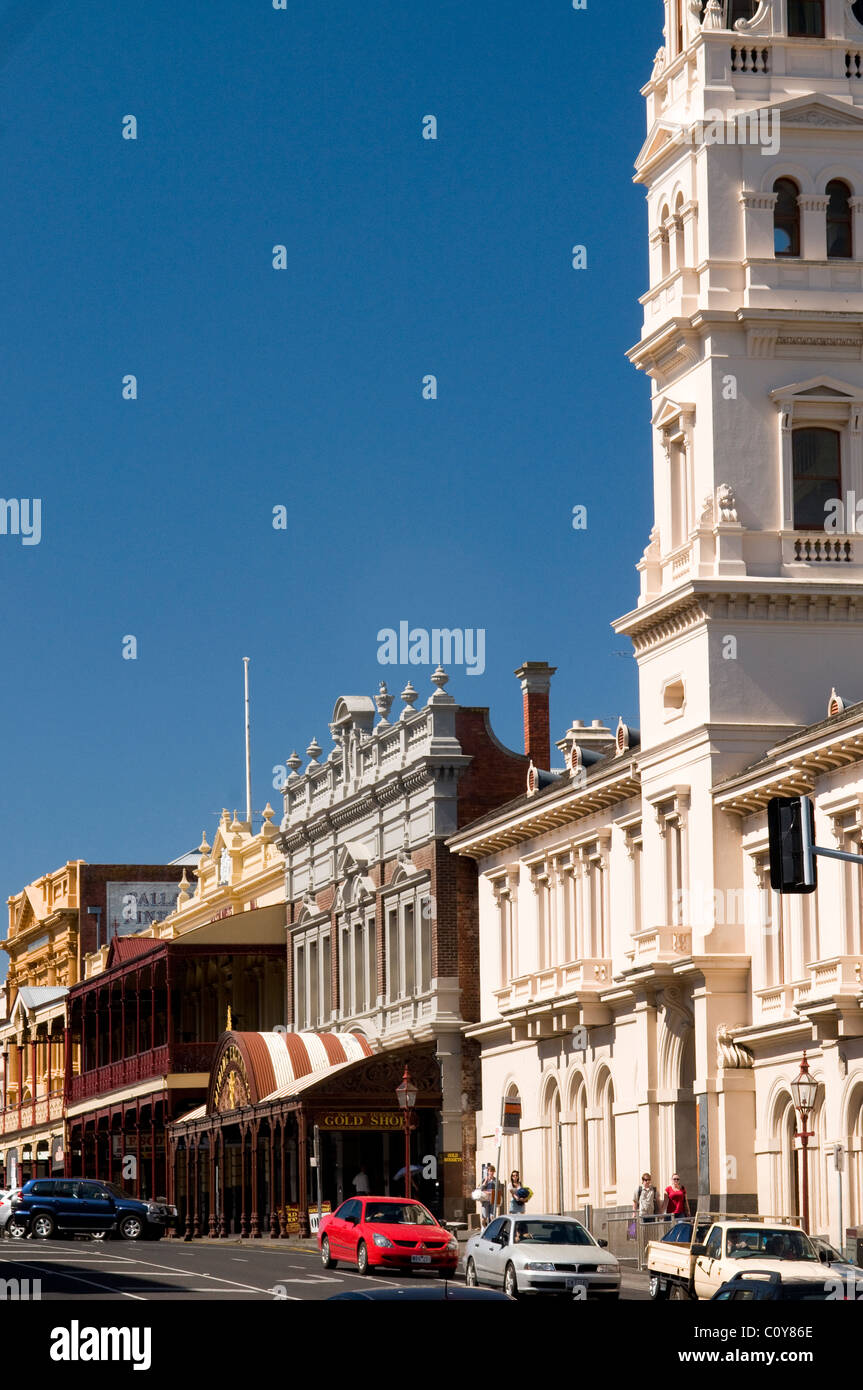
[827,181,853,259]
[773,179,801,257]
[788,1,824,37]
[792,428,841,530]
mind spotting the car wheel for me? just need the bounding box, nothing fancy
[465,1258,479,1288]
[649,1274,668,1300]
[669,1282,691,1301]
[6,1217,28,1240]
[32,1213,55,1240]
[504,1262,519,1299]
[119,1215,144,1241]
[321,1236,337,1269]
[356,1240,369,1275]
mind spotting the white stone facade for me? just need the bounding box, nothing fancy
[450,0,863,1245]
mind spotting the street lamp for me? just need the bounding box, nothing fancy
[791,1051,820,1234]
[396,1065,417,1200]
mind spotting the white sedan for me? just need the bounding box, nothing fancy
[465,1214,620,1299]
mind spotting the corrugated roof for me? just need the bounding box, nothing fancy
[16,986,68,1009]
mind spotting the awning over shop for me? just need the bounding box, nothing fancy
[204,1030,374,1115]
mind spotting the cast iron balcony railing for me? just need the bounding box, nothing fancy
[67,1041,217,1103]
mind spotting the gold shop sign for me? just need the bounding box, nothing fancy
[316,1111,403,1130]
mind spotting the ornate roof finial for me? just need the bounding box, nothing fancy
[375,681,394,727]
[306,737,322,767]
[400,680,418,716]
[286,750,302,778]
[431,666,449,691]
[198,831,211,857]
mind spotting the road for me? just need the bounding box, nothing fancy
[0,1235,650,1300]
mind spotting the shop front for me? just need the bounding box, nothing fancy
[168,1030,444,1237]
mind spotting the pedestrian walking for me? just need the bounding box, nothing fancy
[478,1164,498,1227]
[663,1171,689,1219]
[509,1169,531,1214]
[632,1171,661,1227]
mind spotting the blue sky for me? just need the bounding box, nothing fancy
[0,0,662,916]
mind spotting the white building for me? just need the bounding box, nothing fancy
[449,0,863,1246]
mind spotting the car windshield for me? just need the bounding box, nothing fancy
[726,1228,818,1261]
[363,1203,437,1226]
[513,1220,594,1246]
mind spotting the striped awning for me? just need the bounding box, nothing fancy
[203,1029,375,1115]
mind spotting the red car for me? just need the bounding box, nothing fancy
[319,1196,458,1276]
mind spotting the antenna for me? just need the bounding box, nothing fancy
[243,657,252,826]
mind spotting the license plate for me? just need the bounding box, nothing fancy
[411,1255,432,1264]
[566,1278,586,1290]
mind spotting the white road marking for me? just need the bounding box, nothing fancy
[0,1256,147,1300]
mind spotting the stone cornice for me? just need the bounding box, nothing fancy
[614,580,863,655]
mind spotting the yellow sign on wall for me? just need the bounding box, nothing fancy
[316,1111,403,1130]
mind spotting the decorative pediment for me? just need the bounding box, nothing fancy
[651,396,695,431]
[770,374,863,403]
[773,94,863,132]
[635,121,684,174]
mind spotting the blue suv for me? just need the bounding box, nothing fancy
[8,1179,170,1241]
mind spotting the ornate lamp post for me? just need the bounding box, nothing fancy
[396,1065,417,1200]
[791,1051,819,1234]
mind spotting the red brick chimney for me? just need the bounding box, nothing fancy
[514,662,557,769]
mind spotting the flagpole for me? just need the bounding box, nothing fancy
[243,657,252,827]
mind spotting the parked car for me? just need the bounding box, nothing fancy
[0,1189,20,1232]
[711,1271,839,1301]
[6,1179,170,1241]
[465,1214,620,1299]
[319,1196,458,1276]
[328,1286,513,1301]
[647,1218,712,1300]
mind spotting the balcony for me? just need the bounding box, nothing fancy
[781,532,856,566]
[0,1090,64,1136]
[494,958,613,1013]
[626,926,692,972]
[68,1041,216,1104]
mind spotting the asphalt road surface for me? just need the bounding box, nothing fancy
[0,1236,650,1300]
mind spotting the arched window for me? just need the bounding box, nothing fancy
[792,427,841,530]
[598,1074,616,1191]
[659,204,671,279]
[788,1,824,37]
[572,1077,590,1194]
[674,193,686,269]
[827,180,853,259]
[855,0,863,24]
[773,178,800,257]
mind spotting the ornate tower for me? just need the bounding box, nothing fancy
[612,0,863,1211]
[615,0,863,754]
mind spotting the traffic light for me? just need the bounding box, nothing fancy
[767,795,816,894]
